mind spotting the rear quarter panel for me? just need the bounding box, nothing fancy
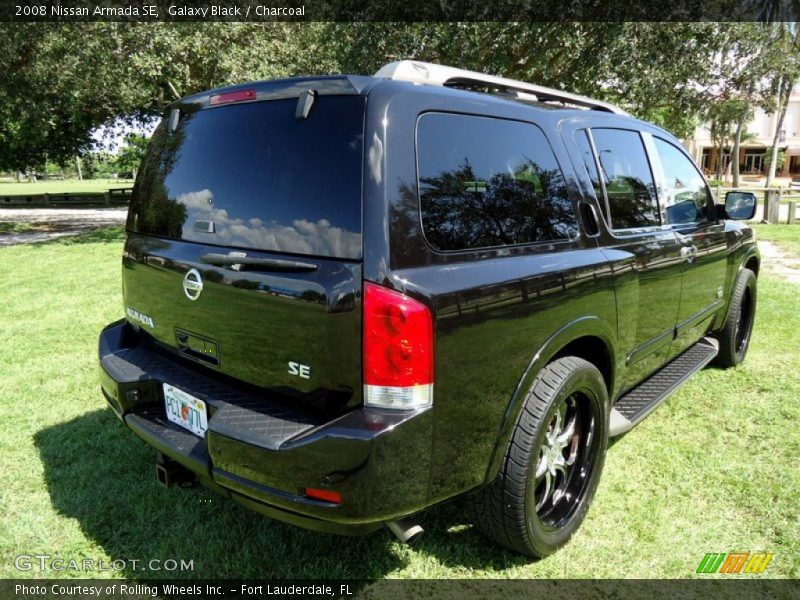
[362,83,623,502]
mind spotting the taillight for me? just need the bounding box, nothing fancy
[363,282,433,410]
[209,89,256,106]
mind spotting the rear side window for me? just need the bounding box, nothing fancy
[129,95,365,259]
[416,113,577,252]
[590,128,659,229]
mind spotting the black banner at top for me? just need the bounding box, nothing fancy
[0,0,798,22]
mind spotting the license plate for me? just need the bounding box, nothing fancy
[163,383,208,437]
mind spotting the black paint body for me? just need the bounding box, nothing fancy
[98,75,760,533]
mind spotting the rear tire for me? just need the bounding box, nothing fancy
[468,356,608,557]
[715,268,757,369]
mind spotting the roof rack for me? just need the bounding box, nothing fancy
[374,61,628,116]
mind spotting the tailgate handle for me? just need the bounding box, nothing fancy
[200,253,318,272]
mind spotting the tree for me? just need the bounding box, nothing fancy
[763,147,786,173]
[0,26,95,175]
[707,103,735,182]
[693,23,777,186]
[705,97,756,183]
[0,22,792,174]
[763,23,800,187]
[0,23,330,174]
[115,134,150,179]
[320,22,776,140]
[732,125,758,187]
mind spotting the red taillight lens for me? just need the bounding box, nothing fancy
[363,282,433,409]
[209,89,256,106]
[304,488,341,504]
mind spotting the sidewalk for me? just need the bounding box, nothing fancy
[0,207,127,246]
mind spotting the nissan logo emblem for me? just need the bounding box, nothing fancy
[183,268,204,301]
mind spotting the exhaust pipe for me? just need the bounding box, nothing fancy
[386,518,424,544]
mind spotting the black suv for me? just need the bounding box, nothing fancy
[98,61,760,557]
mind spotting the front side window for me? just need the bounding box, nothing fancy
[653,137,711,225]
[416,113,577,252]
[591,128,659,229]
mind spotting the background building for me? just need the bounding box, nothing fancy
[685,84,800,179]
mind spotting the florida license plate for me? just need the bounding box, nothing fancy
[163,383,208,437]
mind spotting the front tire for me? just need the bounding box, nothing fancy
[715,268,757,368]
[468,356,608,557]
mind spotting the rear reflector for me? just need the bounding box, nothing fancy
[304,488,341,504]
[363,282,433,410]
[210,89,257,106]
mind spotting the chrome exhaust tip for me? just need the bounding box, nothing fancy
[386,518,424,544]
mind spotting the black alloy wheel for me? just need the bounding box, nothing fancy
[468,356,608,557]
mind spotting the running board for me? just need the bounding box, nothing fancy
[609,337,719,436]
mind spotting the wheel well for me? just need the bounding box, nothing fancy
[551,336,614,395]
[745,256,760,276]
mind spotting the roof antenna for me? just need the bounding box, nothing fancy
[295,90,317,120]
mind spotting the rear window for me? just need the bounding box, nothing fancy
[416,113,577,252]
[129,95,365,259]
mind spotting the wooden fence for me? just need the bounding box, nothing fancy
[0,187,132,207]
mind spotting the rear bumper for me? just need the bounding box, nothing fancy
[98,320,433,535]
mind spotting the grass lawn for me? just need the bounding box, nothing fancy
[753,223,800,257]
[0,178,133,196]
[0,222,40,234]
[0,227,798,580]
[0,222,81,235]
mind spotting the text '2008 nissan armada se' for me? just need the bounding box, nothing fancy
[98,61,760,557]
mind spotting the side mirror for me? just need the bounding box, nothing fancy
[724,191,757,220]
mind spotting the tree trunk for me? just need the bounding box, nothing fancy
[732,118,744,188]
[725,153,733,182]
[766,80,792,188]
[75,155,83,181]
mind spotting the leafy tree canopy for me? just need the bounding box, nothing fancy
[0,22,793,172]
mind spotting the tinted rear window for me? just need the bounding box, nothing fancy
[416,113,577,252]
[129,95,364,259]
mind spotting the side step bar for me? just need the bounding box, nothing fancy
[609,337,719,436]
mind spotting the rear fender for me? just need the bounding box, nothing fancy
[483,316,618,484]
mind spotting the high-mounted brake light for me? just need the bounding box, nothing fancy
[364,282,433,410]
[209,89,257,106]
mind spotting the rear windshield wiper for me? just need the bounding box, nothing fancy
[200,253,318,272]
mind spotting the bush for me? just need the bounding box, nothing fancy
[764,148,786,172]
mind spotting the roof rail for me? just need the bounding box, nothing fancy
[374,61,628,116]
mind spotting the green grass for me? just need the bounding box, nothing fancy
[753,224,800,256]
[0,222,41,234]
[0,178,133,196]
[0,227,798,580]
